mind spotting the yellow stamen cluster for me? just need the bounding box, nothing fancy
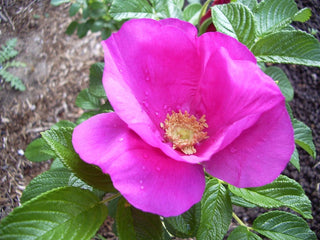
[160,110,208,155]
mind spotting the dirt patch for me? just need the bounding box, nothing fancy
[0,0,102,220]
[0,0,319,239]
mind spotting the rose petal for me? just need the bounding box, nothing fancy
[191,43,285,161]
[204,104,294,187]
[102,18,204,163]
[72,112,205,216]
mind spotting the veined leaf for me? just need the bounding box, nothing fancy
[230,194,257,208]
[183,3,202,25]
[264,66,294,101]
[229,175,312,219]
[253,211,316,240]
[164,202,201,238]
[211,3,256,48]
[236,0,257,12]
[116,198,136,240]
[0,187,108,240]
[116,197,163,240]
[41,127,116,192]
[290,147,300,171]
[254,0,298,36]
[51,120,76,129]
[21,168,104,203]
[293,119,316,159]
[88,62,106,98]
[110,0,182,21]
[228,226,262,240]
[293,8,312,23]
[251,30,320,67]
[25,138,55,162]
[196,178,232,240]
[76,89,101,110]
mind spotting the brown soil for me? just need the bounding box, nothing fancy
[0,0,319,239]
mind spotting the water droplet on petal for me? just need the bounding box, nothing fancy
[155,112,159,116]
[145,91,149,96]
[146,76,150,81]
[140,185,144,190]
[143,101,149,108]
[119,137,124,142]
[139,180,143,184]
[163,105,168,110]
[156,167,161,172]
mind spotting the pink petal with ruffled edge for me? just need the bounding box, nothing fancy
[102,19,206,164]
[102,18,292,169]
[72,113,205,217]
[204,104,294,187]
[192,44,287,158]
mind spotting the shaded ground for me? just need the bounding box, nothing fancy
[0,0,319,239]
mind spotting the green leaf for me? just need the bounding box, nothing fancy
[254,0,298,36]
[174,0,184,9]
[50,0,70,6]
[151,0,183,19]
[110,0,182,21]
[76,89,101,110]
[211,3,256,48]
[87,1,107,18]
[183,3,202,25]
[116,198,136,240]
[66,21,78,35]
[253,211,316,240]
[251,30,320,67]
[41,127,116,192]
[236,0,257,12]
[228,226,262,240]
[0,69,26,91]
[293,119,316,159]
[77,21,92,38]
[0,38,18,63]
[51,120,76,129]
[50,158,65,169]
[0,187,108,240]
[290,147,300,171]
[196,178,232,240]
[76,110,100,124]
[131,207,164,240]
[69,2,81,16]
[25,138,55,162]
[88,62,106,98]
[229,175,312,219]
[3,60,26,68]
[230,194,257,208]
[263,66,294,101]
[21,168,104,203]
[116,197,163,240]
[293,8,312,23]
[164,202,201,238]
[110,0,155,20]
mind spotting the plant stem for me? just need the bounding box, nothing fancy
[232,212,246,227]
[100,192,121,204]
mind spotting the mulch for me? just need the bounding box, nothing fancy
[0,0,319,239]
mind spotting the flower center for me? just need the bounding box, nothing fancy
[160,110,208,155]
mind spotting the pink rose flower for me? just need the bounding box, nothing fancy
[72,18,294,217]
[200,0,231,32]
